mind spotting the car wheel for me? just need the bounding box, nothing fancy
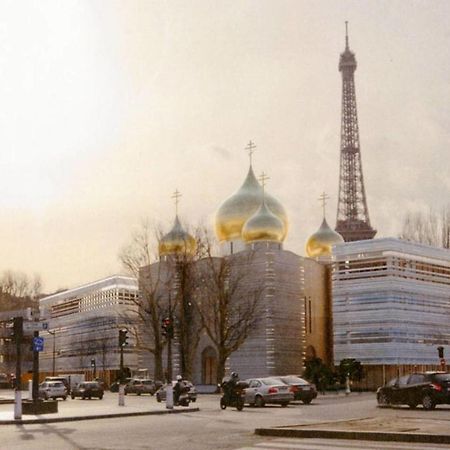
[156,395,161,403]
[407,401,417,409]
[137,392,141,396]
[302,398,312,405]
[377,392,390,407]
[71,394,75,400]
[63,396,67,401]
[422,394,436,410]
[99,394,103,400]
[191,398,196,403]
[254,396,265,408]
[44,393,49,400]
[280,402,289,407]
[82,395,86,400]
[88,396,92,400]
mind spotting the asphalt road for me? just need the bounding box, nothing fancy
[0,392,449,450]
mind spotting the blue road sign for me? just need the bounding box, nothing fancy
[33,336,44,352]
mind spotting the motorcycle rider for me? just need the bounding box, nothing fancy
[173,375,184,405]
[224,372,239,403]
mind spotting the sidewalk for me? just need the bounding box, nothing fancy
[255,416,450,445]
[0,392,200,425]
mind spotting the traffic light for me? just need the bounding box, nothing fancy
[438,346,444,359]
[161,317,174,338]
[119,329,129,347]
[90,358,96,368]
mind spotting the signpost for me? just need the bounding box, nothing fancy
[24,322,48,333]
[33,336,44,352]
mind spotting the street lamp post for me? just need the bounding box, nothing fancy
[48,330,56,376]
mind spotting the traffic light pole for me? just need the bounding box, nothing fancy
[32,330,39,404]
[14,317,23,420]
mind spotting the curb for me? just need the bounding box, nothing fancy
[0,407,200,425]
[255,427,450,445]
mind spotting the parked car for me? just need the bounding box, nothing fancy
[377,372,450,410]
[125,378,162,396]
[0,373,10,389]
[244,377,294,407]
[38,381,67,400]
[274,375,317,404]
[110,378,132,392]
[156,380,197,403]
[45,376,71,394]
[71,381,104,400]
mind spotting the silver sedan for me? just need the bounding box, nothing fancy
[244,377,294,407]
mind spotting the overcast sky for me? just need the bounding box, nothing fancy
[0,0,449,293]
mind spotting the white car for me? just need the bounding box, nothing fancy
[39,381,68,400]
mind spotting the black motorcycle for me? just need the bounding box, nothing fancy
[174,383,190,407]
[220,380,248,411]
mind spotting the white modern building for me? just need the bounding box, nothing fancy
[39,275,139,384]
[332,238,450,386]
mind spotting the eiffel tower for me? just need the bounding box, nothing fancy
[335,22,376,242]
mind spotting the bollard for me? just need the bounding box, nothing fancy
[28,380,33,400]
[166,384,174,409]
[118,384,125,406]
[14,389,22,420]
[345,373,351,395]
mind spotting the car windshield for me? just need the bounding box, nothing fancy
[434,374,450,382]
[261,378,282,386]
[141,380,153,385]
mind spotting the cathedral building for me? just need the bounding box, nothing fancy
[139,157,336,385]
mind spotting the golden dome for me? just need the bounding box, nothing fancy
[306,218,344,257]
[242,201,285,243]
[159,216,197,256]
[215,166,288,242]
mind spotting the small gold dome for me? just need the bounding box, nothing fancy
[306,218,344,257]
[215,166,288,242]
[159,216,197,256]
[242,201,285,243]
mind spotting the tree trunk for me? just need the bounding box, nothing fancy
[154,347,164,381]
[216,354,227,387]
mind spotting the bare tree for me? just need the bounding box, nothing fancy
[192,244,263,385]
[0,271,41,312]
[119,221,167,381]
[400,206,450,249]
[120,221,206,381]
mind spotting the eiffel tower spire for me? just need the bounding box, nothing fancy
[335,22,376,242]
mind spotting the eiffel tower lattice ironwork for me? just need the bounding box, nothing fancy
[335,22,376,242]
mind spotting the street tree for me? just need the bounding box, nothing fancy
[192,242,263,385]
[400,206,450,249]
[337,358,364,383]
[119,221,167,381]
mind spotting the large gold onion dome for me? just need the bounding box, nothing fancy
[306,218,344,257]
[159,216,197,256]
[215,166,288,242]
[242,201,285,243]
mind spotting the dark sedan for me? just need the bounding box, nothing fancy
[377,372,450,410]
[275,375,317,404]
[71,381,104,400]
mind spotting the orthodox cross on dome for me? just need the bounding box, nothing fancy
[258,171,270,196]
[319,192,330,219]
[171,189,182,216]
[245,140,257,166]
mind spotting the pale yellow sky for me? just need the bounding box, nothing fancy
[0,1,449,292]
